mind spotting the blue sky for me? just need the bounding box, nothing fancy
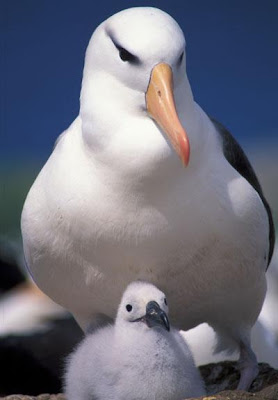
[2,0,278,164]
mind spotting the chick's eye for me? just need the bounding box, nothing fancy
[126,304,133,312]
[164,298,168,306]
[118,47,135,62]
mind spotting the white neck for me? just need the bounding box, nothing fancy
[79,66,214,192]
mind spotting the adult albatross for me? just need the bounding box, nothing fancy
[21,7,274,390]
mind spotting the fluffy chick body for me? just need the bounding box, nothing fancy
[65,282,205,400]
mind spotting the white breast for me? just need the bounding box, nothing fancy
[21,116,268,330]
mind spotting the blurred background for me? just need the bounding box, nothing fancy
[1,0,277,395]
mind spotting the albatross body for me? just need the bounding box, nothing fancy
[21,7,274,390]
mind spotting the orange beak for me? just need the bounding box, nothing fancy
[146,63,190,166]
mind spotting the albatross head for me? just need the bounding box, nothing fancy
[80,7,194,169]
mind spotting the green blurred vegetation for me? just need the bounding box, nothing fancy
[0,163,42,240]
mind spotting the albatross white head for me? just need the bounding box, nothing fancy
[80,7,196,173]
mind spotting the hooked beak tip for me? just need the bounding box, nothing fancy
[145,301,170,332]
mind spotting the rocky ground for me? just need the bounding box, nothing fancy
[1,361,278,400]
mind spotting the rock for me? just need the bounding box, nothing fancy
[193,361,278,400]
[196,385,278,399]
[1,395,65,400]
[200,361,278,394]
[0,361,277,399]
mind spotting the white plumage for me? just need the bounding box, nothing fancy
[64,281,206,400]
[21,7,273,390]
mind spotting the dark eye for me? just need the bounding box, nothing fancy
[126,304,133,312]
[108,32,140,64]
[164,298,168,306]
[177,51,184,66]
[119,47,136,62]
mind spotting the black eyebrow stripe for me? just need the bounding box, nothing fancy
[106,29,141,65]
[177,51,184,66]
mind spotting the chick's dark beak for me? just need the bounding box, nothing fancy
[145,301,170,331]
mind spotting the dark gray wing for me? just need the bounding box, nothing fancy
[210,117,275,267]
